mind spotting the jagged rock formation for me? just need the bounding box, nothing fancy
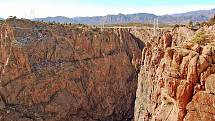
[135,26,215,121]
[0,19,142,121]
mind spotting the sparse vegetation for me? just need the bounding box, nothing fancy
[192,30,208,45]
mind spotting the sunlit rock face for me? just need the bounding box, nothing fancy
[0,19,142,121]
[134,26,215,121]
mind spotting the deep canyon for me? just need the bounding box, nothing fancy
[0,18,214,121]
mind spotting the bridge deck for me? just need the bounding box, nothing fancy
[5,26,169,31]
[94,26,169,30]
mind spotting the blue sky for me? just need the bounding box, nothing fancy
[0,0,215,18]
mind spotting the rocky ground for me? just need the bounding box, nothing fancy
[134,25,215,121]
[0,19,142,121]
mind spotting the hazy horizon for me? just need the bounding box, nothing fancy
[0,0,215,19]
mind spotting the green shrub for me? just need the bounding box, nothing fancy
[192,30,208,45]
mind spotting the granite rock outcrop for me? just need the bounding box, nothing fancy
[0,19,142,121]
[135,26,215,121]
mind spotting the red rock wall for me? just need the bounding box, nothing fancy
[134,28,215,121]
[0,19,142,121]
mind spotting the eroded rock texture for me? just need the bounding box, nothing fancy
[0,19,142,121]
[135,27,215,121]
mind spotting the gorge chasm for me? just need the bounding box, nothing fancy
[0,18,215,121]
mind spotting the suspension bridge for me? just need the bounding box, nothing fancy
[1,17,169,39]
[94,18,169,36]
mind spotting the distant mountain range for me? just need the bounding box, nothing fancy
[1,8,215,25]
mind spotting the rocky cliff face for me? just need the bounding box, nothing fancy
[0,19,142,121]
[135,26,215,121]
[1,18,215,121]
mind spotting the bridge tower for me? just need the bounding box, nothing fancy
[101,15,107,31]
[157,18,159,29]
[25,11,27,19]
[30,9,36,19]
[153,18,156,36]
